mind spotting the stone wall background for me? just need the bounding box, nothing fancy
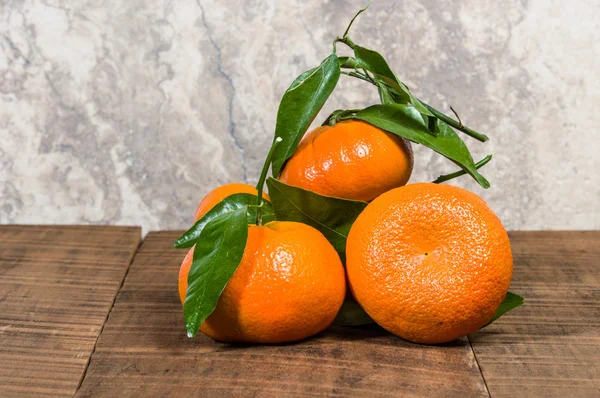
[1,0,599,233]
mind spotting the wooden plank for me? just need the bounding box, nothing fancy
[469,231,600,397]
[0,225,141,397]
[77,231,489,397]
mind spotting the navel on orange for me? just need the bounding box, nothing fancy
[279,120,413,201]
[180,221,346,343]
[346,182,513,344]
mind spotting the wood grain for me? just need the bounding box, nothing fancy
[0,225,141,397]
[77,231,489,397]
[469,231,600,397]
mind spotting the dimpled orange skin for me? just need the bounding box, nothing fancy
[279,120,413,202]
[346,183,513,344]
[178,248,195,305]
[178,183,270,304]
[179,221,346,343]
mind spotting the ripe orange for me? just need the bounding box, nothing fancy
[346,183,513,344]
[193,183,269,222]
[279,120,413,201]
[179,221,346,343]
[179,183,270,305]
[178,248,195,306]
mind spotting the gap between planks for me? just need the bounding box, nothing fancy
[74,236,145,394]
[468,335,492,398]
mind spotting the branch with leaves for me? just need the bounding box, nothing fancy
[174,4,523,337]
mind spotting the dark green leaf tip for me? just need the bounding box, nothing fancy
[482,291,525,328]
[333,298,374,326]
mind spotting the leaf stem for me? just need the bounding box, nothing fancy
[256,137,283,225]
[322,109,361,126]
[433,154,493,184]
[419,101,489,142]
[341,70,372,84]
[342,69,490,143]
[449,105,463,127]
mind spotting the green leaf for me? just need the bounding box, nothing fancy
[343,104,490,189]
[271,54,341,177]
[376,84,437,136]
[173,193,274,249]
[483,292,525,328]
[352,45,405,95]
[338,56,358,69]
[349,44,432,116]
[418,100,489,142]
[372,79,438,136]
[339,44,488,142]
[333,298,374,326]
[266,178,367,260]
[184,207,249,338]
[290,67,316,88]
[376,80,395,105]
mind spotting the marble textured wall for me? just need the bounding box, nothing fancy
[1,0,599,233]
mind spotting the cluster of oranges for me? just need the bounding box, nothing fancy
[179,120,513,345]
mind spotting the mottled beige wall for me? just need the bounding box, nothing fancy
[1,0,599,233]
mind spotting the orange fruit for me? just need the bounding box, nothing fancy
[179,221,346,343]
[178,248,195,306]
[193,182,269,222]
[279,120,413,201]
[346,183,512,344]
[179,183,270,304]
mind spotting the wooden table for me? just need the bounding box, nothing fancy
[1,226,598,397]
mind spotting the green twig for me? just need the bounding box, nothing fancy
[341,66,490,143]
[420,101,489,142]
[433,154,493,184]
[255,137,282,225]
[449,105,463,127]
[342,2,371,38]
[341,70,372,84]
[322,109,361,126]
